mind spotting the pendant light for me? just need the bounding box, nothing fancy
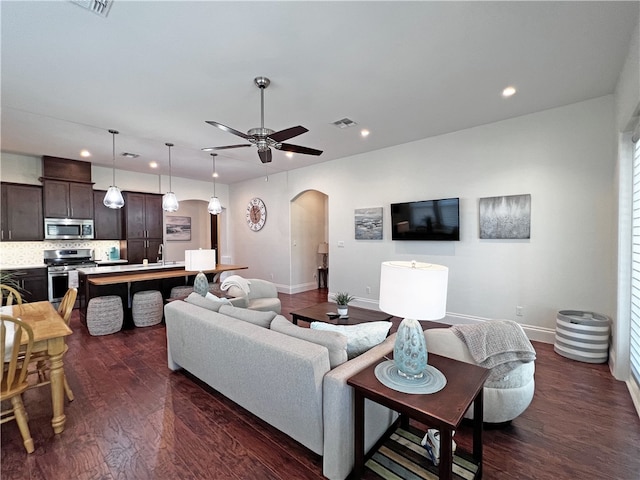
[207,153,222,214]
[103,129,125,209]
[162,142,179,212]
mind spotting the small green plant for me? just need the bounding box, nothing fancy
[332,291,355,306]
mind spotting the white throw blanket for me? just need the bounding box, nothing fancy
[220,275,251,295]
[451,320,536,380]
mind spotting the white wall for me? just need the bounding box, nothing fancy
[229,96,617,341]
[613,20,640,395]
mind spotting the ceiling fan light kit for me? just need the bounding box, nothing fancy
[204,76,323,164]
[162,142,179,212]
[103,129,125,209]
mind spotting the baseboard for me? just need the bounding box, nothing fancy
[626,377,640,419]
[286,282,318,295]
[433,312,556,344]
[349,302,557,344]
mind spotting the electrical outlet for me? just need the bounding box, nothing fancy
[366,286,371,294]
[337,241,345,248]
[516,306,524,316]
[270,273,274,280]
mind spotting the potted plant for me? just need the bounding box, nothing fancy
[332,291,355,316]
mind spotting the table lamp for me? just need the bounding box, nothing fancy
[379,260,448,379]
[317,242,328,268]
[185,249,217,296]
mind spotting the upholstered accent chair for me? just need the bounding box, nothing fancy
[425,325,536,424]
[224,278,281,314]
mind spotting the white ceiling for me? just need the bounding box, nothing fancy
[1,1,638,184]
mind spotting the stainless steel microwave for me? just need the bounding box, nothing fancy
[44,218,94,240]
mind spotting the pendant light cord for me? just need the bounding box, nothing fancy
[166,142,174,191]
[109,129,119,185]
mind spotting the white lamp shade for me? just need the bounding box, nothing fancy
[185,249,216,271]
[379,261,448,320]
[208,196,222,214]
[103,186,125,209]
[317,242,329,254]
[162,192,179,212]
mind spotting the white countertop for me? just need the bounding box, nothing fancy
[78,261,185,275]
[95,260,129,265]
[0,264,47,270]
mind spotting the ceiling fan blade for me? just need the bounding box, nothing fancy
[205,121,250,140]
[278,143,323,156]
[201,144,251,151]
[258,148,272,164]
[269,125,308,142]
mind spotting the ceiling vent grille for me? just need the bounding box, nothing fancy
[332,118,358,129]
[70,0,113,18]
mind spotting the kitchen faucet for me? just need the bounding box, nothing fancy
[157,243,164,265]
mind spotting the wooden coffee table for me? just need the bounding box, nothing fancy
[348,354,490,480]
[290,301,392,326]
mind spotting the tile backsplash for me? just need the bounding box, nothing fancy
[0,240,120,266]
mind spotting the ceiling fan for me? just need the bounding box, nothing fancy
[203,76,323,164]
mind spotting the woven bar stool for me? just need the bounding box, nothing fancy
[170,285,194,298]
[132,290,163,327]
[86,296,123,336]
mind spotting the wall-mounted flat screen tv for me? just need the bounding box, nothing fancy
[391,198,460,241]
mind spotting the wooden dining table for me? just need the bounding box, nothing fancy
[4,301,73,434]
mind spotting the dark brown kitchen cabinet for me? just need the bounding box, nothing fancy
[93,190,122,239]
[1,267,48,303]
[0,183,44,241]
[123,238,164,265]
[42,179,94,219]
[122,192,163,264]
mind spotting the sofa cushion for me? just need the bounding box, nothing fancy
[310,321,393,359]
[271,316,348,368]
[218,304,276,328]
[185,292,231,312]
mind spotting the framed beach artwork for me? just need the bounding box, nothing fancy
[166,216,192,241]
[355,207,383,240]
[479,194,531,239]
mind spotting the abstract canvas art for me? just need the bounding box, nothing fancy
[166,216,191,241]
[355,207,383,240]
[479,194,531,239]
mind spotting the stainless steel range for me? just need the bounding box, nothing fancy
[44,249,96,306]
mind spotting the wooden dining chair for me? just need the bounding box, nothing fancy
[0,284,23,307]
[1,314,35,453]
[28,288,77,401]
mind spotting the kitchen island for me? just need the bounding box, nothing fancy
[77,262,248,327]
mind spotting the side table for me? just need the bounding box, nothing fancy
[347,354,490,480]
[317,266,328,289]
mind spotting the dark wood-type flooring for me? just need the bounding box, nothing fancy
[2,289,639,479]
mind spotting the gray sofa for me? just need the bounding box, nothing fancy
[164,300,398,480]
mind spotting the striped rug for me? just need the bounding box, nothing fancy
[365,426,479,480]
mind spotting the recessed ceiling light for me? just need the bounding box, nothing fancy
[361,129,370,138]
[80,149,91,157]
[212,172,219,178]
[502,86,516,98]
[149,161,158,169]
[286,152,294,158]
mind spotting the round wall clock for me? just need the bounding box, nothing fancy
[246,197,267,231]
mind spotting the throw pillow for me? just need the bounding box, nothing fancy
[218,304,276,328]
[185,292,230,312]
[270,316,348,368]
[310,321,393,359]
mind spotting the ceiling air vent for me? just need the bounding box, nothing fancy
[70,0,113,18]
[332,118,358,129]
